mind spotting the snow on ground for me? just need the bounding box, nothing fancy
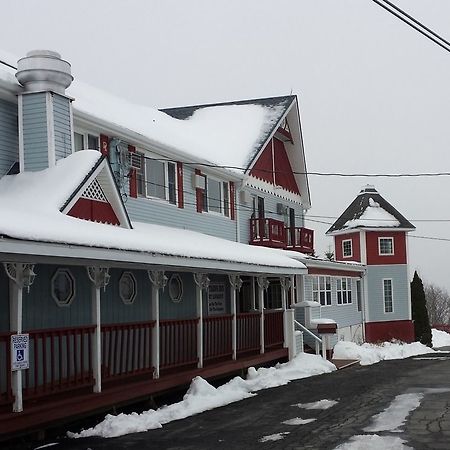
[282,417,316,425]
[293,399,338,410]
[333,340,435,366]
[364,393,423,432]
[259,432,290,442]
[69,352,336,439]
[432,328,450,347]
[334,435,412,450]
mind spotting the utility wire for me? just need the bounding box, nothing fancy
[371,0,450,53]
[0,59,16,70]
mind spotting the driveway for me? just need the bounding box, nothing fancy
[40,352,450,449]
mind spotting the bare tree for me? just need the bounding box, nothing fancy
[424,283,450,326]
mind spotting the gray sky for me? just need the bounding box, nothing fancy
[2,0,450,290]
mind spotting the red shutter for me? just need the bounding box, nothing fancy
[100,134,109,157]
[230,181,236,220]
[177,162,184,208]
[195,169,203,213]
[128,145,137,199]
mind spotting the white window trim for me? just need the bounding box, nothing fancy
[342,239,353,258]
[138,151,178,205]
[383,278,394,314]
[337,277,353,305]
[312,276,332,307]
[378,237,394,256]
[168,274,184,303]
[51,268,76,307]
[204,174,230,217]
[119,271,137,305]
[74,128,100,152]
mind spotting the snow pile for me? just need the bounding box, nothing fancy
[332,340,435,366]
[69,353,336,438]
[334,435,412,450]
[260,432,290,442]
[344,198,400,229]
[294,399,338,410]
[432,328,450,347]
[282,417,316,425]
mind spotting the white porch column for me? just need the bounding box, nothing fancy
[250,276,256,311]
[87,267,110,394]
[280,276,292,349]
[148,270,168,379]
[290,275,296,307]
[4,263,36,413]
[228,275,243,360]
[193,273,210,368]
[256,276,269,354]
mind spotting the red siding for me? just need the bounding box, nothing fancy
[177,162,184,208]
[307,268,363,278]
[100,134,109,157]
[68,198,120,225]
[128,145,137,199]
[230,181,235,220]
[335,232,361,262]
[365,320,414,343]
[366,231,407,265]
[249,138,300,194]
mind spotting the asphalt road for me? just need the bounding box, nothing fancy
[30,352,450,449]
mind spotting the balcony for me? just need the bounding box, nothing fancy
[249,218,314,254]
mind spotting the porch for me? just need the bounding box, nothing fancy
[249,218,314,254]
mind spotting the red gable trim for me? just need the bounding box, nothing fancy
[128,145,137,199]
[177,162,184,208]
[249,140,274,184]
[68,198,120,225]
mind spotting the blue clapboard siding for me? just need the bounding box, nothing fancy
[0,268,9,331]
[0,98,19,177]
[53,94,72,161]
[22,93,48,171]
[303,275,362,328]
[366,265,410,322]
[126,164,237,241]
[238,185,305,245]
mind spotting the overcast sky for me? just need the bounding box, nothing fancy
[2,0,450,290]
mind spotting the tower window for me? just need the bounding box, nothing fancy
[379,237,394,255]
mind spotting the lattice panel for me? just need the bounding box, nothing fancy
[81,178,108,202]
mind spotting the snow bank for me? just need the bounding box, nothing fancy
[334,435,412,450]
[69,353,336,438]
[432,328,450,347]
[294,399,338,410]
[332,340,434,366]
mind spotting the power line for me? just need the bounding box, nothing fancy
[0,59,16,70]
[371,0,450,53]
[409,234,450,242]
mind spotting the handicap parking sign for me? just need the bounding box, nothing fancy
[11,334,29,371]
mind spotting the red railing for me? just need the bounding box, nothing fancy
[237,312,261,355]
[101,321,155,380]
[0,332,12,406]
[433,324,450,333]
[286,227,314,253]
[160,318,198,369]
[20,325,95,400]
[203,315,233,361]
[264,310,284,350]
[250,218,286,248]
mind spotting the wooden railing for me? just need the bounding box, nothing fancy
[249,218,286,248]
[101,321,155,380]
[204,315,233,361]
[237,312,261,355]
[264,310,284,349]
[160,318,198,369]
[0,332,12,406]
[285,227,314,253]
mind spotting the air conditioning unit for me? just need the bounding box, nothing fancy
[129,152,142,170]
[192,173,206,190]
[277,203,287,215]
[240,190,251,204]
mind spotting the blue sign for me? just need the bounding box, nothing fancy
[11,334,29,371]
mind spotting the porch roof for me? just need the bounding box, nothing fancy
[0,152,306,275]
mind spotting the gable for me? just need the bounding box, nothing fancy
[249,136,300,195]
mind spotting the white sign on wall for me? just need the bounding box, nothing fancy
[208,283,226,315]
[11,334,29,371]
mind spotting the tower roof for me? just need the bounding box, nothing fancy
[326,185,415,234]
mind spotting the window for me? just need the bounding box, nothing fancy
[168,274,183,303]
[337,278,353,305]
[119,271,137,304]
[51,269,75,307]
[312,276,332,306]
[203,175,229,216]
[74,132,99,152]
[136,152,177,204]
[379,237,394,255]
[356,279,362,312]
[383,279,393,313]
[342,239,352,258]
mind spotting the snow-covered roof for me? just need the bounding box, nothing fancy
[0,151,306,272]
[326,185,415,234]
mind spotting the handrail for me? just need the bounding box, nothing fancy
[294,320,325,358]
[294,320,322,344]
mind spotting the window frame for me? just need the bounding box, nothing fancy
[168,274,183,303]
[51,268,76,307]
[73,129,99,152]
[383,278,394,313]
[119,271,137,305]
[136,151,178,205]
[337,277,353,305]
[378,237,394,256]
[312,276,332,306]
[203,174,230,217]
[342,239,353,258]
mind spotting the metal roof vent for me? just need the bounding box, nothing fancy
[359,184,378,195]
[16,50,73,95]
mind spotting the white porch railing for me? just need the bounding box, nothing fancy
[294,320,326,359]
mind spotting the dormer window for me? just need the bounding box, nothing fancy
[342,239,352,258]
[379,237,394,255]
[74,131,99,152]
